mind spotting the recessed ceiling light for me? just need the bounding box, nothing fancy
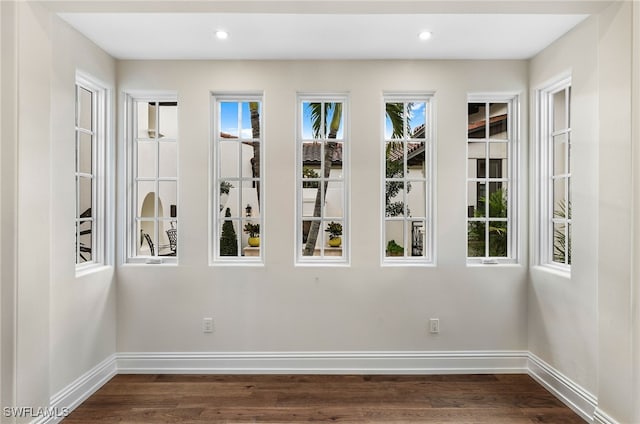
[215,30,229,40]
[418,31,432,41]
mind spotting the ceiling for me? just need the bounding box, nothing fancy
[53,1,607,60]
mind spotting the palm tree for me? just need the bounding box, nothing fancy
[302,102,407,255]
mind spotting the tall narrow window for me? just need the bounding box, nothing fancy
[127,96,178,263]
[539,78,571,268]
[296,94,348,264]
[212,94,263,263]
[382,95,434,264]
[75,75,105,268]
[467,96,518,263]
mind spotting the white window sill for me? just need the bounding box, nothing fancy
[124,257,178,266]
[75,263,111,278]
[466,258,520,267]
[381,259,436,267]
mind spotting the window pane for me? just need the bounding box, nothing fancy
[385,103,404,139]
[408,102,427,139]
[410,220,426,257]
[137,102,156,139]
[241,102,260,139]
[407,142,426,178]
[326,102,344,140]
[324,181,343,219]
[219,141,239,178]
[219,181,234,211]
[553,222,567,263]
[158,181,177,218]
[468,143,486,177]
[385,220,405,257]
[78,132,92,174]
[553,178,567,218]
[488,143,507,177]
[137,181,156,217]
[488,183,507,218]
[157,220,175,256]
[137,141,156,178]
[220,102,239,138]
[567,223,572,265]
[245,141,260,178]
[407,181,425,218]
[386,181,404,217]
[219,215,240,257]
[158,103,178,140]
[79,177,92,218]
[78,88,92,131]
[324,220,343,249]
[159,142,177,178]
[301,163,321,186]
[301,220,321,256]
[78,220,92,263]
[324,141,343,179]
[488,221,508,257]
[386,142,405,178]
[553,89,567,132]
[489,103,508,140]
[468,221,486,257]
[137,221,156,256]
[470,181,486,217]
[553,134,568,176]
[468,103,486,139]
[302,102,321,139]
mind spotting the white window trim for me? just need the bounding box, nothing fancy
[124,92,179,265]
[210,93,265,266]
[75,72,108,273]
[466,93,520,265]
[381,93,436,266]
[295,93,350,266]
[536,75,572,273]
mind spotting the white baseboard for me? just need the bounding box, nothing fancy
[527,353,598,423]
[33,354,117,424]
[116,350,529,374]
[35,350,620,424]
[593,408,619,424]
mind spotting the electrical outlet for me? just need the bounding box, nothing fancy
[429,318,440,334]
[202,317,214,333]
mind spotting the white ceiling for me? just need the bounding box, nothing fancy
[58,12,588,60]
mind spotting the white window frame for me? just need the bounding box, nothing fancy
[381,93,435,266]
[125,93,179,265]
[466,94,519,265]
[537,76,571,271]
[295,93,350,266]
[210,93,265,265]
[75,73,107,272]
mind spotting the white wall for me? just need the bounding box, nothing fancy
[530,4,639,422]
[50,11,117,396]
[116,60,529,354]
[528,14,600,396]
[0,2,117,417]
[596,2,635,422]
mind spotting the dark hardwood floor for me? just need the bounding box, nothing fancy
[64,374,586,423]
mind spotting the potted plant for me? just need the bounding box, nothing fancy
[324,221,342,247]
[386,239,404,257]
[243,222,260,247]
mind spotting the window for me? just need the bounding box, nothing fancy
[75,74,106,268]
[296,94,348,264]
[467,95,518,263]
[382,95,434,264]
[126,95,178,263]
[211,94,263,263]
[538,77,571,268]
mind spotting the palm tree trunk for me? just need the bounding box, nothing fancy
[303,103,342,255]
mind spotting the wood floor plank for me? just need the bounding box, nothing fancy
[63,374,587,423]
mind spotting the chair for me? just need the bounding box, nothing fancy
[166,228,177,255]
[141,231,155,256]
